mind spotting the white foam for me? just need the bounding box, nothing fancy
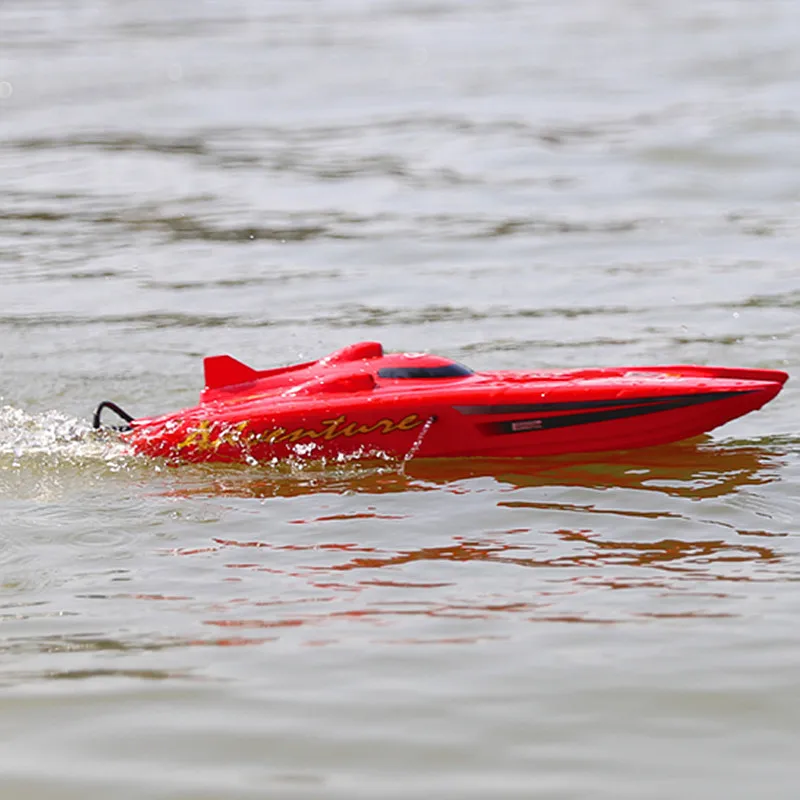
[0,405,133,468]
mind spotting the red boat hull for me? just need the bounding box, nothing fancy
[112,342,788,464]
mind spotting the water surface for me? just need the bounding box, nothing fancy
[1,1,799,797]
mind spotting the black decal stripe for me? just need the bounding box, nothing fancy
[493,391,755,435]
[455,390,754,417]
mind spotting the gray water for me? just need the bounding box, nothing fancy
[2,1,800,797]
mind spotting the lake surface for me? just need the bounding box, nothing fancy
[1,1,799,797]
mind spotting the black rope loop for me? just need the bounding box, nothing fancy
[92,401,135,431]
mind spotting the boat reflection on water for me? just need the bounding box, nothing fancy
[143,437,796,644]
[162,436,786,502]
[170,522,783,643]
[406,438,786,499]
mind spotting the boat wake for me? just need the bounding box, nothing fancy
[0,405,134,470]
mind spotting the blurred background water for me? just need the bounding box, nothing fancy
[1,1,799,797]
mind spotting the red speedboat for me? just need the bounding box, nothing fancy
[93,341,787,463]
